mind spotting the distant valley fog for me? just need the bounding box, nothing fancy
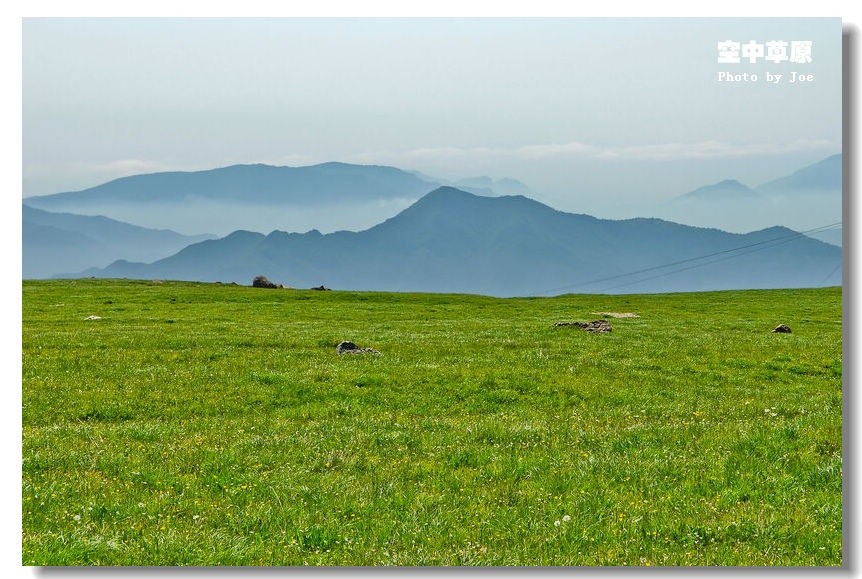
[56,198,421,237]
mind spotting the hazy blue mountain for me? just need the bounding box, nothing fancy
[406,171,533,197]
[671,150,842,204]
[677,179,759,201]
[757,154,842,195]
[24,221,104,279]
[23,205,214,279]
[23,162,539,236]
[453,176,533,197]
[22,162,453,236]
[85,187,841,296]
[653,154,842,243]
[24,162,438,207]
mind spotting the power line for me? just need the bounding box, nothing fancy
[820,261,843,284]
[539,221,842,295]
[598,226,837,292]
[597,222,841,292]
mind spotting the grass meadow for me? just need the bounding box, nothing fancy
[22,279,842,566]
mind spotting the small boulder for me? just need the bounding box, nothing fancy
[336,341,381,355]
[336,341,359,353]
[553,320,612,333]
[772,324,792,334]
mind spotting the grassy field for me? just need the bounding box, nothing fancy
[21,279,842,566]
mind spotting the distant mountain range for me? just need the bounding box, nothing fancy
[23,162,532,236]
[661,154,842,246]
[26,162,435,207]
[674,154,841,202]
[756,153,842,194]
[406,171,534,197]
[23,205,214,278]
[84,187,841,296]
[23,156,842,292]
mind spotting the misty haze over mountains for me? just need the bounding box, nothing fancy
[24,155,841,243]
[22,154,842,295]
[24,163,533,237]
[22,205,214,279]
[655,154,842,246]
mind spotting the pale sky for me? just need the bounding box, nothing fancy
[22,17,842,216]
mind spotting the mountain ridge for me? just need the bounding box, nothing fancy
[22,162,537,236]
[756,153,842,194]
[24,162,437,206]
[657,154,841,244]
[85,186,841,296]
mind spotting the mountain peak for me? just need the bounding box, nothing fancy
[423,185,476,200]
[409,187,545,214]
[678,179,757,201]
[392,186,484,219]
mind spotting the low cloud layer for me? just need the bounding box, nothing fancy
[350,138,836,165]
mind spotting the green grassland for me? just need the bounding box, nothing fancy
[22,279,842,566]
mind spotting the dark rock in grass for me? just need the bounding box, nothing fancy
[336,340,381,355]
[252,275,282,289]
[553,320,612,333]
[336,340,359,353]
[311,285,331,291]
[772,324,792,334]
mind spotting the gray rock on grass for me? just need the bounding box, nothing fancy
[552,320,612,333]
[336,341,381,355]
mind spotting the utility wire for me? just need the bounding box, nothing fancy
[820,261,843,284]
[540,221,842,296]
[598,227,836,292]
[598,222,841,292]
